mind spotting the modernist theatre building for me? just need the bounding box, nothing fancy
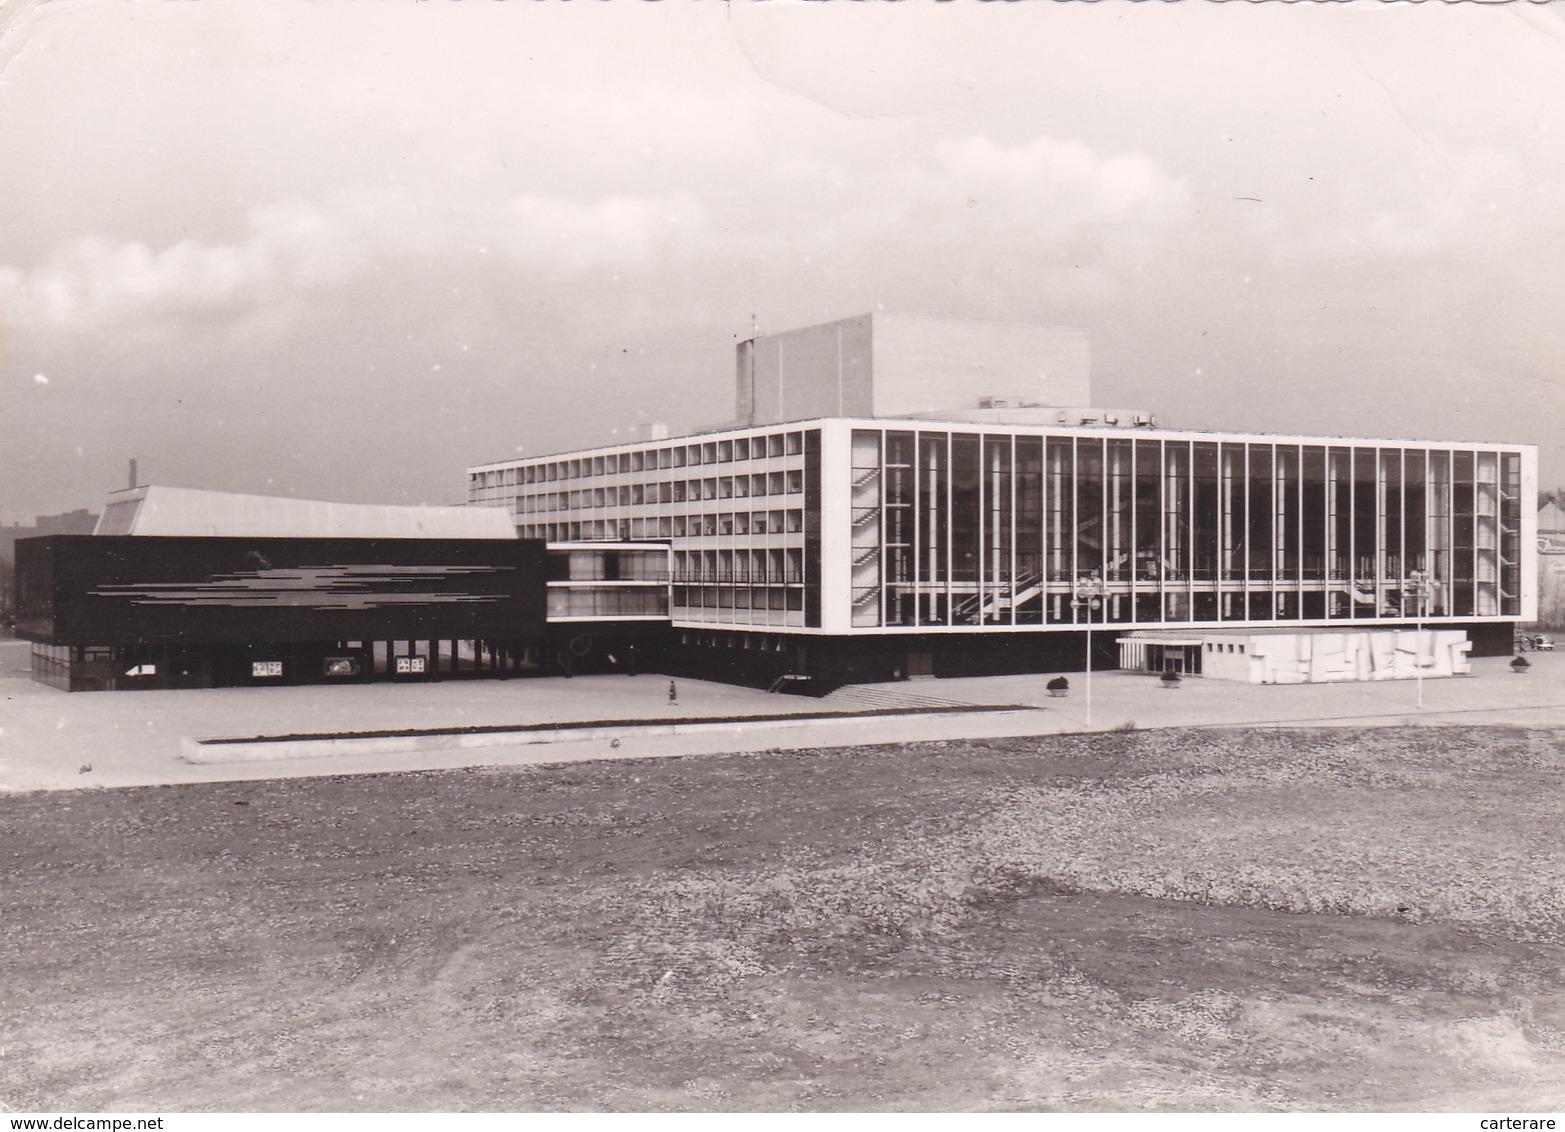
[13,314,1537,693]
[468,314,1537,688]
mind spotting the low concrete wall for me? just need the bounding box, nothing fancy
[180,706,1022,764]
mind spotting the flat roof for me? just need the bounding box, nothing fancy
[469,416,1533,470]
[99,485,517,540]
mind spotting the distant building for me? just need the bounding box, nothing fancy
[1538,498,1565,628]
[0,508,99,561]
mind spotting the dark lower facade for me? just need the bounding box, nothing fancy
[29,631,665,692]
[649,621,1516,695]
[13,532,1518,695]
[17,534,668,692]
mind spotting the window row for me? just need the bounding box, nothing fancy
[546,589,669,619]
[548,548,669,582]
[516,470,805,513]
[520,510,804,541]
[469,430,808,490]
[672,548,805,585]
[674,586,806,612]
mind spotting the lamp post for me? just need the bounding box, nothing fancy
[1404,568,1430,710]
[1071,572,1106,728]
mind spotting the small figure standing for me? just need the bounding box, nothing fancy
[668,679,679,705]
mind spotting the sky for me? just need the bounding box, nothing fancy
[2,0,1563,521]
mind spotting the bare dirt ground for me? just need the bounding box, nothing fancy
[2,725,1562,1112]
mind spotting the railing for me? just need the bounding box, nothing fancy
[948,570,1044,624]
[671,571,802,585]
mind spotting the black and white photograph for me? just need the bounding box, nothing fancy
[2,0,1564,1116]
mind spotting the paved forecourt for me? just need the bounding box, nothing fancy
[1,638,1561,793]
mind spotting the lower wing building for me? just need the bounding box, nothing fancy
[15,486,668,691]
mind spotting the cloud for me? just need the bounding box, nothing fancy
[0,185,715,335]
[928,134,1187,224]
[0,200,349,330]
[1,128,1177,346]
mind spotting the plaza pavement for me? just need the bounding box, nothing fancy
[1,637,1561,793]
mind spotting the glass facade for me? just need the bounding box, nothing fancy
[844,426,1527,630]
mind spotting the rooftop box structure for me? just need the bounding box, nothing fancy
[735,313,1094,427]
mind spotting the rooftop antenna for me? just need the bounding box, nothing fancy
[128,458,138,491]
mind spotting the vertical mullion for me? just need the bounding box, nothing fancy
[912,430,923,627]
[1270,443,1279,621]
[1154,439,1165,623]
[1130,438,1138,624]
[1470,449,1479,618]
[945,432,954,627]
[1241,442,1251,619]
[1329,446,1338,616]
[1009,433,1019,627]
[1348,447,1357,618]
[1101,438,1114,616]
[1425,448,1433,614]
[1396,446,1406,619]
[1449,449,1458,618]
[970,435,982,629]
[878,428,887,628]
[1070,436,1079,622]
[1185,441,1195,617]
